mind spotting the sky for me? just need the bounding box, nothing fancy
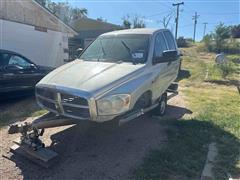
[54,0,239,41]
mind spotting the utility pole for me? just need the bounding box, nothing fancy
[192,12,200,42]
[172,2,184,39]
[203,22,208,37]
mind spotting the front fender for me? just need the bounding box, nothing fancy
[104,71,155,110]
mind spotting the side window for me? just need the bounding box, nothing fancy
[0,53,10,66]
[163,31,176,50]
[8,55,31,69]
[154,33,168,58]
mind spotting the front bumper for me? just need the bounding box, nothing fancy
[36,85,98,121]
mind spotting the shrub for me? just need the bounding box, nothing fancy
[177,37,188,47]
[226,54,240,64]
[217,62,236,78]
[200,23,240,54]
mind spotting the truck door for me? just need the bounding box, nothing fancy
[162,31,180,83]
[151,32,170,101]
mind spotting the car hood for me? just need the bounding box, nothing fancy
[37,60,145,96]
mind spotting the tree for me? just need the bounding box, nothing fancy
[132,15,146,28]
[231,24,240,38]
[177,36,188,47]
[122,15,131,29]
[36,0,88,24]
[158,14,172,29]
[71,8,88,20]
[35,0,47,6]
[121,14,146,29]
[46,2,71,23]
[96,17,107,22]
[202,33,214,51]
[213,23,230,52]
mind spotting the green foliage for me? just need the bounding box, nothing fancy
[96,17,107,22]
[226,54,240,64]
[177,37,188,47]
[122,15,131,29]
[35,0,47,6]
[207,61,238,81]
[200,23,240,54]
[122,14,146,29]
[35,0,88,24]
[202,34,215,52]
[231,24,240,38]
[214,23,231,53]
[132,15,146,28]
[217,63,236,78]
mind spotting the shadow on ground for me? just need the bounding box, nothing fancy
[176,69,191,82]
[133,119,240,180]
[4,104,191,180]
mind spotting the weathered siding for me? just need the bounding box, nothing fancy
[0,0,76,34]
[0,19,69,67]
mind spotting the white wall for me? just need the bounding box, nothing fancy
[0,19,69,67]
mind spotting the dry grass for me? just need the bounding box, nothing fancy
[0,97,47,127]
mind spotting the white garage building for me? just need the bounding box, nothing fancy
[0,0,77,67]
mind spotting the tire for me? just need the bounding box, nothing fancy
[154,93,167,116]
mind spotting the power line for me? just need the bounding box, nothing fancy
[145,9,174,18]
[172,2,184,39]
[179,23,193,28]
[184,4,239,15]
[192,12,200,42]
[200,12,240,15]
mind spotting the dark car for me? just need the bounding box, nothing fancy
[0,50,53,100]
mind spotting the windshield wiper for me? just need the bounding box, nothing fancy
[121,40,136,65]
[99,40,106,61]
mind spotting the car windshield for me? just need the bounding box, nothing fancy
[80,34,150,64]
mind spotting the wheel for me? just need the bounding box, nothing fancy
[154,93,167,116]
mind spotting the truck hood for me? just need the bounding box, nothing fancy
[37,60,145,96]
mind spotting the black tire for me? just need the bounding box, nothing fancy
[154,93,167,116]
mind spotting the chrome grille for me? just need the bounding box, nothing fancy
[36,87,90,120]
[61,93,88,106]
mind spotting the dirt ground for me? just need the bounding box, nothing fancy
[0,94,190,180]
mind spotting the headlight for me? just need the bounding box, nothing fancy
[97,94,131,115]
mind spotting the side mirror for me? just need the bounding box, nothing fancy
[153,50,178,64]
[29,64,37,70]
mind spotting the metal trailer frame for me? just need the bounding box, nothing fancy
[7,84,178,167]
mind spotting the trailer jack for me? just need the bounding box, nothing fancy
[8,113,77,168]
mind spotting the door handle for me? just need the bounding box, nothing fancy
[3,73,14,77]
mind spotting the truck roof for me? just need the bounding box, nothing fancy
[101,28,168,36]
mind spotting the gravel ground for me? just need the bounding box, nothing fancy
[0,95,188,180]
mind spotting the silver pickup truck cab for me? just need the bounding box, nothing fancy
[35,28,180,123]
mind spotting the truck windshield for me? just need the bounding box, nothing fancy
[80,34,150,64]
